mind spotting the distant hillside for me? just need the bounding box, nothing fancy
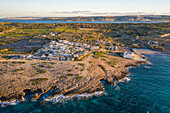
[4,15,170,22]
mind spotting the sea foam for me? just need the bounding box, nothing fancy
[45,91,104,104]
[1,100,20,107]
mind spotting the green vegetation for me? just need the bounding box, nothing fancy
[0,32,30,37]
[30,78,48,85]
[109,61,116,67]
[39,65,46,67]
[93,51,110,59]
[65,29,76,33]
[89,61,92,63]
[13,68,25,72]
[74,51,92,61]
[68,69,72,72]
[102,58,106,61]
[37,69,47,74]
[0,61,9,64]
[0,22,169,54]
[76,76,83,81]
[11,61,26,64]
[78,63,85,67]
[67,74,74,77]
[98,65,106,71]
[78,63,85,72]
[11,79,16,82]
[61,76,68,79]
[0,61,26,64]
[87,64,94,71]
[46,65,54,68]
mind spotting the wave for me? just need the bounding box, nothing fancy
[0,91,104,107]
[144,66,151,69]
[1,100,21,107]
[45,91,104,104]
[146,61,153,65]
[125,66,135,71]
[120,77,131,83]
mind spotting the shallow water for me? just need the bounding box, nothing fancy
[1,54,170,113]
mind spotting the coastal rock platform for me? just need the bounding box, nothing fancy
[0,52,145,103]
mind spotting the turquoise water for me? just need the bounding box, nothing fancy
[0,19,167,23]
[1,54,170,113]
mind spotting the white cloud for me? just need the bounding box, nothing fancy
[0,10,170,18]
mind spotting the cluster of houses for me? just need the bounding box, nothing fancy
[4,39,120,61]
[107,45,118,51]
[26,40,93,61]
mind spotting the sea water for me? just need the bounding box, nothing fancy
[0,19,167,24]
[0,54,170,113]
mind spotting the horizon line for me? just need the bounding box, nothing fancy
[1,14,170,19]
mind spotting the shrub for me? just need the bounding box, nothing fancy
[89,61,92,63]
[30,78,48,85]
[39,70,47,74]
[98,65,106,71]
[14,68,25,72]
[39,65,46,67]
[67,74,74,76]
[93,51,109,59]
[61,76,68,79]
[102,59,106,61]
[37,68,47,74]
[80,69,84,72]
[78,63,85,66]
[68,69,72,72]
[76,76,83,81]
[30,78,48,82]
[11,61,26,64]
[109,61,116,67]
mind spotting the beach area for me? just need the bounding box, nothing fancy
[132,48,160,54]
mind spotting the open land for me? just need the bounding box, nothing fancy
[0,52,145,102]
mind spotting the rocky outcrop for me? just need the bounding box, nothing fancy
[0,54,146,103]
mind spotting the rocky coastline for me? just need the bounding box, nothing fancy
[0,53,146,107]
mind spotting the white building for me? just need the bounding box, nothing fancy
[91,46,99,50]
[123,51,138,59]
[123,51,145,61]
[26,55,33,59]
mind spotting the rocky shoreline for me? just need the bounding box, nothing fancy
[0,53,146,107]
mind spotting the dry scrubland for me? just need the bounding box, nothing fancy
[0,52,144,102]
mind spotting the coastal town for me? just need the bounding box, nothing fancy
[1,38,145,61]
[1,0,170,112]
[0,22,169,108]
[26,40,91,61]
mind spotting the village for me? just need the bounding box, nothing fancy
[26,40,92,61]
[0,39,146,62]
[26,39,123,61]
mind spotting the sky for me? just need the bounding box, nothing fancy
[0,0,170,17]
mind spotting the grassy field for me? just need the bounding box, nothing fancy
[0,28,68,37]
[65,29,77,33]
[21,28,67,33]
[104,31,123,37]
[0,33,30,37]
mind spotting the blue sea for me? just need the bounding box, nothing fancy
[0,54,170,113]
[0,19,167,23]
